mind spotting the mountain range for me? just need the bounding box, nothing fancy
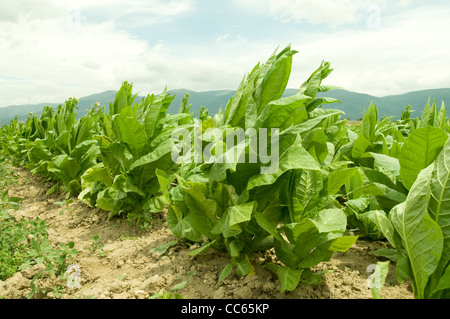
[1,87,449,125]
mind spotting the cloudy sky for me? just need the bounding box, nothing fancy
[0,0,449,107]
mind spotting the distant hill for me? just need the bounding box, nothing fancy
[1,87,449,125]
[166,88,450,120]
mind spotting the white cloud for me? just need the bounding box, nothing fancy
[71,0,196,26]
[268,0,366,27]
[0,0,195,26]
[0,0,62,21]
[216,33,230,42]
[0,0,198,106]
[286,4,450,96]
[0,15,149,106]
[1,0,449,108]
[233,0,389,28]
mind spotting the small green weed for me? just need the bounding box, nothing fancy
[149,271,195,299]
[0,211,47,281]
[89,234,110,258]
[19,238,78,299]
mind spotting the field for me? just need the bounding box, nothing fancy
[1,45,449,300]
[0,166,411,299]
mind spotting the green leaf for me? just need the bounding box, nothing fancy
[419,99,438,128]
[312,209,348,234]
[374,211,396,248]
[167,204,203,242]
[155,168,171,198]
[372,248,398,262]
[282,110,344,137]
[259,47,296,113]
[218,263,233,282]
[327,235,358,252]
[129,138,174,171]
[367,152,401,179]
[359,103,378,142]
[188,240,217,257]
[399,126,448,190]
[110,82,131,115]
[143,92,174,139]
[112,113,147,153]
[352,135,371,159]
[277,266,303,293]
[390,164,444,298]
[298,60,334,113]
[235,255,253,277]
[302,128,329,163]
[246,135,320,190]
[437,102,446,130]
[281,219,321,266]
[228,201,255,227]
[81,166,113,187]
[287,169,323,221]
[183,183,217,236]
[433,265,450,293]
[328,167,360,195]
[149,240,177,256]
[253,92,310,130]
[254,211,283,240]
[428,139,450,264]
[427,139,450,295]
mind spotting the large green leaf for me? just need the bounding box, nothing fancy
[352,135,371,159]
[419,99,438,128]
[109,82,136,116]
[184,183,217,237]
[390,164,444,298]
[428,139,450,293]
[226,68,258,128]
[246,135,320,190]
[367,152,401,180]
[433,265,450,294]
[253,92,310,130]
[375,211,396,247]
[129,138,175,172]
[277,266,303,293]
[167,204,203,242]
[328,167,360,195]
[359,103,378,142]
[399,126,448,190]
[298,60,334,113]
[143,92,174,139]
[286,169,323,221]
[228,201,255,227]
[81,165,113,187]
[258,47,296,113]
[112,113,148,153]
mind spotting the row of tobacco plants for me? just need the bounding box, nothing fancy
[1,45,450,298]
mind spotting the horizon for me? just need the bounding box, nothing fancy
[2,86,450,109]
[1,0,450,107]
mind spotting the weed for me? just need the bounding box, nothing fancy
[149,271,194,299]
[0,211,47,281]
[19,238,78,299]
[89,234,110,258]
[149,240,177,261]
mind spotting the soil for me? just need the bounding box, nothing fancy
[0,166,413,299]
